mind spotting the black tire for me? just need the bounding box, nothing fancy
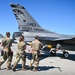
[50,50,56,56]
[63,52,69,58]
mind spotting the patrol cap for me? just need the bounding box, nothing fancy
[6,32,10,36]
[35,35,39,39]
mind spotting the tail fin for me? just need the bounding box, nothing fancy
[10,3,44,32]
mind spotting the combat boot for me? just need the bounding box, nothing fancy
[12,65,16,71]
[12,67,16,71]
[7,67,10,70]
[6,61,11,70]
[22,67,27,71]
[33,67,37,71]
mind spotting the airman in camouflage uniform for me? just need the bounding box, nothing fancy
[12,35,26,71]
[0,32,13,70]
[30,35,42,71]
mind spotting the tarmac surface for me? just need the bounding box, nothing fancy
[0,43,75,75]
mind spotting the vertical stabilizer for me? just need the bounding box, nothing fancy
[10,3,44,32]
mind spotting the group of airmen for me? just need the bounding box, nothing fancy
[0,32,42,71]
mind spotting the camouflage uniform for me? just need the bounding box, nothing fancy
[12,41,26,71]
[0,38,13,69]
[30,39,42,70]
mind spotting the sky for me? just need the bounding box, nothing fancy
[0,0,75,37]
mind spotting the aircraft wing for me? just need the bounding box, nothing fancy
[39,36,74,41]
[52,37,74,41]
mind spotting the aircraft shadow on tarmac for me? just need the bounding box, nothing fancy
[38,66,62,71]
